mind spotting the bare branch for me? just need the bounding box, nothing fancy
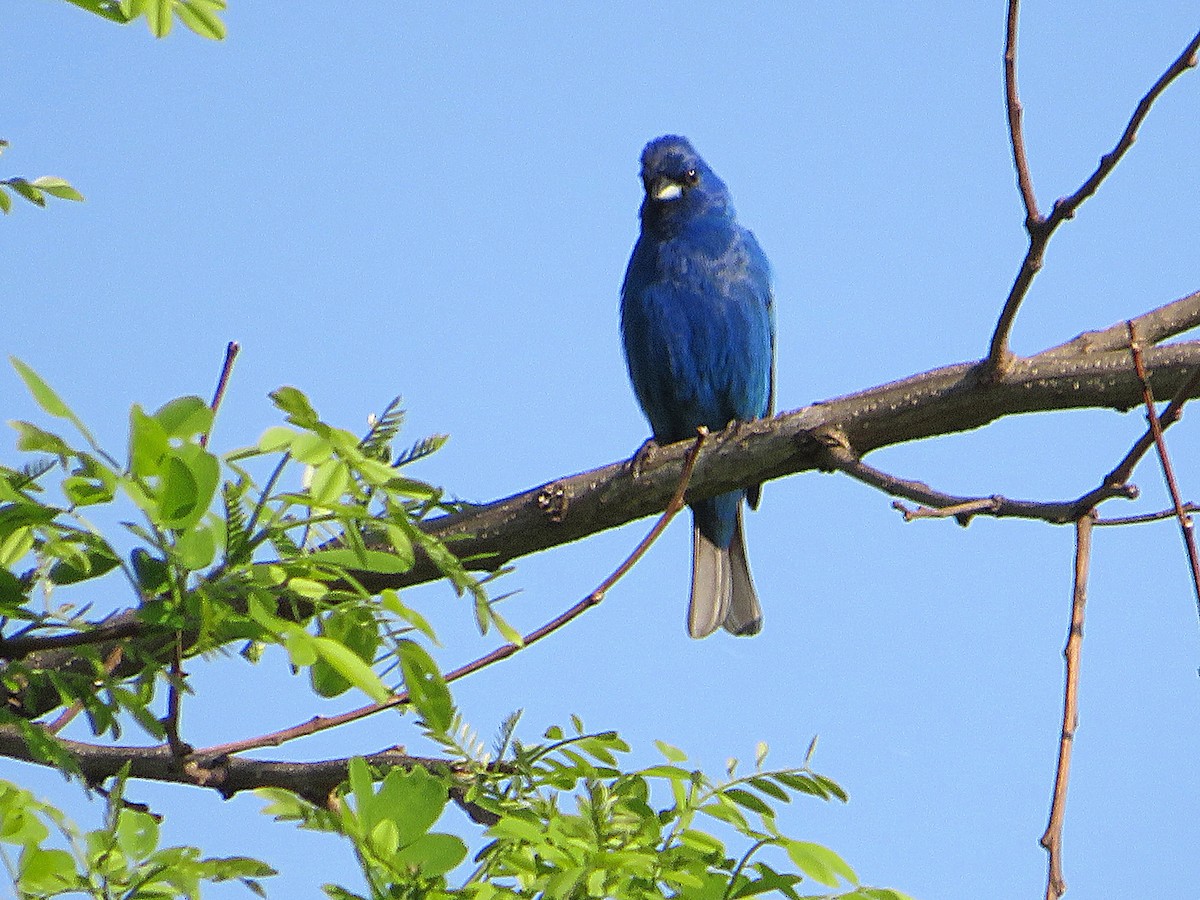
[985,28,1200,376]
[1046,290,1200,357]
[1128,323,1200,621]
[1004,0,1039,225]
[1040,512,1095,900]
[819,436,1133,526]
[1098,503,1200,527]
[1054,30,1200,224]
[200,340,240,449]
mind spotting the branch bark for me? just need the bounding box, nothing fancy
[0,724,494,813]
[4,292,1200,721]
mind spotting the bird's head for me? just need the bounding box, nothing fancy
[638,135,732,231]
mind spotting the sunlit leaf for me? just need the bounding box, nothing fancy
[397,639,452,733]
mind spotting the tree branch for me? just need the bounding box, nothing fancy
[1040,512,1095,900]
[1128,323,1200,620]
[986,23,1200,377]
[0,724,495,812]
[5,293,1200,718]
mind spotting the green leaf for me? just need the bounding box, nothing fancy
[62,474,113,506]
[393,831,467,876]
[115,809,159,860]
[0,784,51,846]
[129,404,169,477]
[131,548,169,593]
[384,524,415,569]
[724,787,773,816]
[61,0,133,24]
[488,815,545,844]
[0,568,25,606]
[311,636,389,703]
[0,527,35,568]
[784,840,856,888]
[309,459,350,505]
[175,0,227,39]
[290,432,332,465]
[5,179,45,207]
[153,396,213,439]
[11,359,73,420]
[283,627,317,667]
[311,607,380,698]
[159,446,219,529]
[371,766,448,847]
[748,776,790,803]
[271,387,321,429]
[29,177,83,202]
[48,541,120,585]
[655,740,688,763]
[17,846,76,892]
[379,590,437,642]
[698,800,749,831]
[10,421,72,461]
[143,0,172,36]
[287,577,328,599]
[175,521,217,570]
[347,757,374,816]
[308,547,413,576]
[397,639,453,733]
[257,425,295,453]
[813,773,849,802]
[0,188,10,214]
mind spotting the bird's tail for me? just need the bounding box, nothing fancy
[688,503,762,638]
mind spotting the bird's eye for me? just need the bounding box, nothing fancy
[684,169,699,185]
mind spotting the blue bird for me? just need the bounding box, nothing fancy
[620,135,775,638]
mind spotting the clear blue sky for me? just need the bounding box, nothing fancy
[6,3,1200,898]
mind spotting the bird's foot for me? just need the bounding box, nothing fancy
[630,438,660,479]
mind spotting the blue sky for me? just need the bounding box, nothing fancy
[6,3,1200,898]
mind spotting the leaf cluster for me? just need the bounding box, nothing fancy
[1,360,490,734]
[0,773,273,899]
[1,363,910,899]
[261,719,912,900]
[62,0,227,40]
[0,140,84,215]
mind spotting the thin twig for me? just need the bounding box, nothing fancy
[817,435,1134,526]
[818,345,1200,526]
[42,646,124,735]
[1128,322,1200,622]
[985,26,1200,377]
[190,429,710,761]
[1004,0,1039,225]
[200,341,240,449]
[1097,503,1200,527]
[1040,512,1095,900]
[1056,31,1200,221]
[163,633,189,760]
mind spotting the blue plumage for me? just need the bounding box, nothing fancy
[620,135,775,638]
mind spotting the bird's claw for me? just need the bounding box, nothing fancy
[630,438,660,479]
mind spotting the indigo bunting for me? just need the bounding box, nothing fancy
[620,135,775,638]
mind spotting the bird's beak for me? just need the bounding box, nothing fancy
[651,178,683,201]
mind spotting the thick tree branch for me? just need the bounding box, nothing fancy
[5,294,1200,719]
[0,723,496,813]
